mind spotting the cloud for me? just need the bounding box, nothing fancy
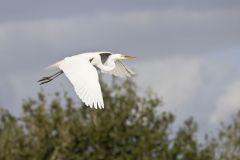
[136,54,240,126]
[136,56,202,113]
[0,70,79,115]
[210,80,240,124]
[0,8,239,75]
[0,0,239,22]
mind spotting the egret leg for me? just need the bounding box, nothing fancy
[38,71,63,85]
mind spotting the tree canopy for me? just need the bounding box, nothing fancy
[0,79,239,160]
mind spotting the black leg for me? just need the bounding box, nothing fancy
[38,71,63,85]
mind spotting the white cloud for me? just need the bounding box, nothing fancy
[211,80,240,124]
[136,56,202,113]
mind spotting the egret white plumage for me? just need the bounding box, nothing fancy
[38,52,136,109]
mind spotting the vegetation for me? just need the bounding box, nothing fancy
[0,79,239,159]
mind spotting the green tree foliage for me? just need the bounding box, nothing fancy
[215,111,240,160]
[169,118,215,160]
[0,79,217,160]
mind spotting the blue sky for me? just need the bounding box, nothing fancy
[0,0,240,137]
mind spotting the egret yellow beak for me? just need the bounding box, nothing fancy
[121,55,136,59]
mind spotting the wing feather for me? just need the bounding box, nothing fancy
[103,60,135,78]
[59,56,104,109]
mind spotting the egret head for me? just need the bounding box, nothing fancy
[113,54,136,60]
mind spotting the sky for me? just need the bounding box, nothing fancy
[0,0,240,137]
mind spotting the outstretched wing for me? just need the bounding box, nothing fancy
[59,56,104,109]
[103,60,135,78]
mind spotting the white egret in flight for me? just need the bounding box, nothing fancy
[38,52,136,109]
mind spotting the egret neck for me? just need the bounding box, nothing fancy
[93,55,116,72]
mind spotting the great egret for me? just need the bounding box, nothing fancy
[38,52,136,109]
